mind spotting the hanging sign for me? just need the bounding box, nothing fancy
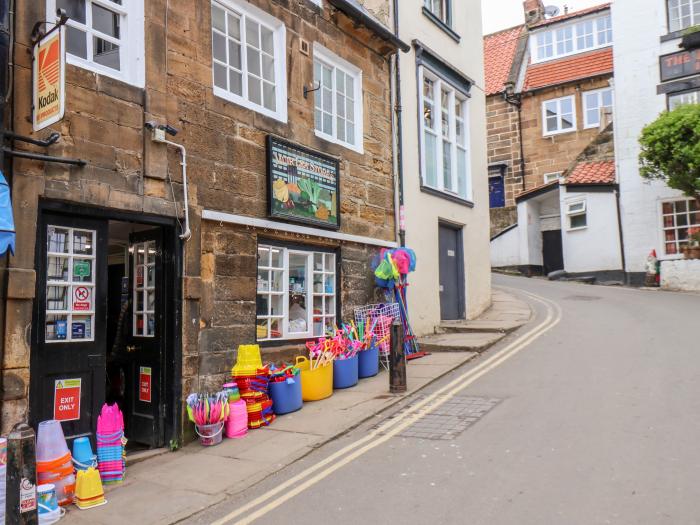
[139,367,152,403]
[32,26,66,132]
[73,286,92,311]
[53,378,81,421]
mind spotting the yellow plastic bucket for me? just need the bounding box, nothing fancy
[295,356,333,401]
[232,344,263,377]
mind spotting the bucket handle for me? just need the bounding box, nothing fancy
[72,456,97,469]
[194,423,224,439]
[295,356,308,366]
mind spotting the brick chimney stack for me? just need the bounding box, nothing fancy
[523,0,546,25]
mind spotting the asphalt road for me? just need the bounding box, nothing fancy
[190,275,700,525]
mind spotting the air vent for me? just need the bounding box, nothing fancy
[300,39,310,56]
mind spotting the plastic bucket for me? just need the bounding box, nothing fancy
[333,355,359,389]
[36,420,70,463]
[358,345,379,378]
[269,376,303,415]
[225,400,248,438]
[195,422,224,446]
[72,437,96,470]
[296,356,333,401]
[37,484,58,514]
[38,506,64,525]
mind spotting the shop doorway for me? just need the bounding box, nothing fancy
[438,223,465,321]
[31,206,180,450]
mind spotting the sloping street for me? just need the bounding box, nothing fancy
[190,275,700,525]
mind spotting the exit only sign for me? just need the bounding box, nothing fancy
[54,378,81,421]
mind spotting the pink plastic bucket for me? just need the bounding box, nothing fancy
[225,400,248,439]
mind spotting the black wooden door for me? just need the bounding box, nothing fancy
[438,224,465,321]
[542,230,564,275]
[112,228,165,447]
[31,214,108,444]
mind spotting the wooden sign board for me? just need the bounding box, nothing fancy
[33,26,66,131]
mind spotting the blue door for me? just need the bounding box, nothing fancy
[489,175,505,208]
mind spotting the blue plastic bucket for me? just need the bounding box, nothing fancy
[333,355,359,389]
[358,346,379,378]
[269,376,303,415]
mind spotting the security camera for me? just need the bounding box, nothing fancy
[158,124,179,137]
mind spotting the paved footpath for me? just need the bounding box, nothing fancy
[62,287,528,525]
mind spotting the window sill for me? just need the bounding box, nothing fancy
[660,30,683,43]
[420,185,474,207]
[543,128,577,138]
[421,7,461,43]
[314,130,364,154]
[567,226,588,232]
[213,86,288,124]
[66,54,144,89]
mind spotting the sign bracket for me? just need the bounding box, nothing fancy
[30,9,69,46]
[1,130,86,166]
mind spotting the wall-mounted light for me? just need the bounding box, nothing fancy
[304,80,321,99]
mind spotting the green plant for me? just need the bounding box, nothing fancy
[690,227,700,247]
[682,24,700,36]
[639,104,700,204]
[169,438,180,452]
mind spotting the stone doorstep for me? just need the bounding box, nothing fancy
[418,332,507,354]
[437,319,525,334]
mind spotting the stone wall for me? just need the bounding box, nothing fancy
[486,95,523,207]
[490,207,518,238]
[661,259,700,292]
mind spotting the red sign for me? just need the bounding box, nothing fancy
[73,286,91,311]
[54,378,81,421]
[139,367,152,403]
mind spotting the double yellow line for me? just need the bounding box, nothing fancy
[212,289,562,525]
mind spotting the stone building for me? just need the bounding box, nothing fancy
[1,0,407,448]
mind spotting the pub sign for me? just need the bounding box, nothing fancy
[660,49,700,83]
[267,136,340,230]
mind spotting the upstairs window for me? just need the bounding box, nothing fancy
[544,172,563,184]
[49,0,145,86]
[668,0,700,32]
[211,0,287,123]
[583,87,614,128]
[313,44,363,152]
[543,96,576,136]
[424,0,451,26]
[534,14,612,62]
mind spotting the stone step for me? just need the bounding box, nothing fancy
[437,319,523,334]
[418,332,506,354]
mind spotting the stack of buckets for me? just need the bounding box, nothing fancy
[36,420,76,507]
[223,383,248,439]
[72,436,106,510]
[232,345,275,429]
[96,404,126,484]
[0,437,6,523]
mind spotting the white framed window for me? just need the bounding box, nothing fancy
[668,0,700,32]
[313,43,363,153]
[48,0,145,87]
[533,14,612,63]
[256,245,337,342]
[542,96,576,136]
[419,67,471,200]
[211,0,287,123]
[424,0,450,25]
[543,172,562,184]
[669,89,700,109]
[661,199,700,255]
[566,200,587,230]
[583,87,614,128]
[132,241,156,337]
[309,0,322,6]
[45,226,96,343]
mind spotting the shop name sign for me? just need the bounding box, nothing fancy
[267,136,340,230]
[660,49,700,83]
[32,26,66,132]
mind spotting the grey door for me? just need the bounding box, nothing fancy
[438,224,465,320]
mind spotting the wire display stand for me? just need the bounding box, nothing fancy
[354,303,400,370]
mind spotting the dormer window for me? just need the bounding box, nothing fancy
[533,14,612,63]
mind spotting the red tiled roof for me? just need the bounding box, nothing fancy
[566,161,616,185]
[529,3,611,29]
[484,25,525,96]
[523,47,613,91]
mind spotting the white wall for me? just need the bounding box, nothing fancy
[398,0,491,334]
[560,188,623,274]
[517,199,543,266]
[661,259,700,291]
[611,1,689,274]
[491,226,520,267]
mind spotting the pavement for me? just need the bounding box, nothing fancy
[61,287,530,525]
[187,274,700,525]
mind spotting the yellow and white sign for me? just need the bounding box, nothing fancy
[32,27,65,131]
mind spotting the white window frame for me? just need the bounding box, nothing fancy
[543,172,562,184]
[668,0,700,32]
[531,14,613,64]
[46,0,145,87]
[566,199,587,231]
[418,66,472,201]
[132,240,156,338]
[313,43,363,153]
[583,87,614,129]
[669,89,700,109]
[424,0,450,25]
[256,245,337,342]
[660,198,700,256]
[211,0,288,123]
[542,95,577,136]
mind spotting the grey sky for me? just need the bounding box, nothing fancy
[482,0,608,34]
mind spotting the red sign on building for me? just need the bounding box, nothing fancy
[139,367,152,403]
[53,378,81,422]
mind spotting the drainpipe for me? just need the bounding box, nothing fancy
[614,185,627,283]
[503,84,526,192]
[392,0,405,246]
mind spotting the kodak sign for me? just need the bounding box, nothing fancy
[33,26,65,131]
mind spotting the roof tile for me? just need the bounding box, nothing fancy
[566,161,616,185]
[484,25,525,96]
[523,47,613,91]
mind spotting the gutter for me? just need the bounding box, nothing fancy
[326,0,410,53]
[392,0,405,246]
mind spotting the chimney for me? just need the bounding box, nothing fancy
[523,0,545,25]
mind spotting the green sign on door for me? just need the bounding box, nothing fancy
[73,260,91,278]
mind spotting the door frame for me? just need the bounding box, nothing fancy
[31,199,183,448]
[438,220,466,321]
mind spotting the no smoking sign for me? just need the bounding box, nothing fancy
[73,286,92,311]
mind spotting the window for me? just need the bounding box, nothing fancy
[544,172,562,184]
[48,0,144,86]
[211,0,287,123]
[257,245,337,341]
[532,14,612,63]
[133,241,156,337]
[566,200,587,230]
[45,226,96,342]
[583,87,614,128]
[661,199,700,255]
[313,44,363,152]
[419,68,471,200]
[669,89,700,109]
[543,96,576,136]
[668,0,700,32]
[424,0,450,25]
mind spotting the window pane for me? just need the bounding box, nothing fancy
[73,230,93,255]
[261,26,274,55]
[424,131,437,187]
[48,257,69,282]
[57,0,86,24]
[229,40,242,69]
[423,77,434,100]
[337,116,346,142]
[65,26,88,59]
[263,82,276,111]
[227,12,241,40]
[247,46,261,76]
[337,93,345,118]
[424,101,434,129]
[262,54,274,81]
[288,253,308,334]
[47,286,69,311]
[46,314,69,341]
[212,4,226,32]
[212,32,227,62]
[443,141,452,190]
[213,62,227,89]
[346,97,354,123]
[336,69,345,94]
[92,4,120,38]
[93,37,120,70]
[248,76,261,104]
[570,214,587,229]
[323,113,332,135]
[457,148,467,199]
[48,227,70,253]
[347,122,355,145]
